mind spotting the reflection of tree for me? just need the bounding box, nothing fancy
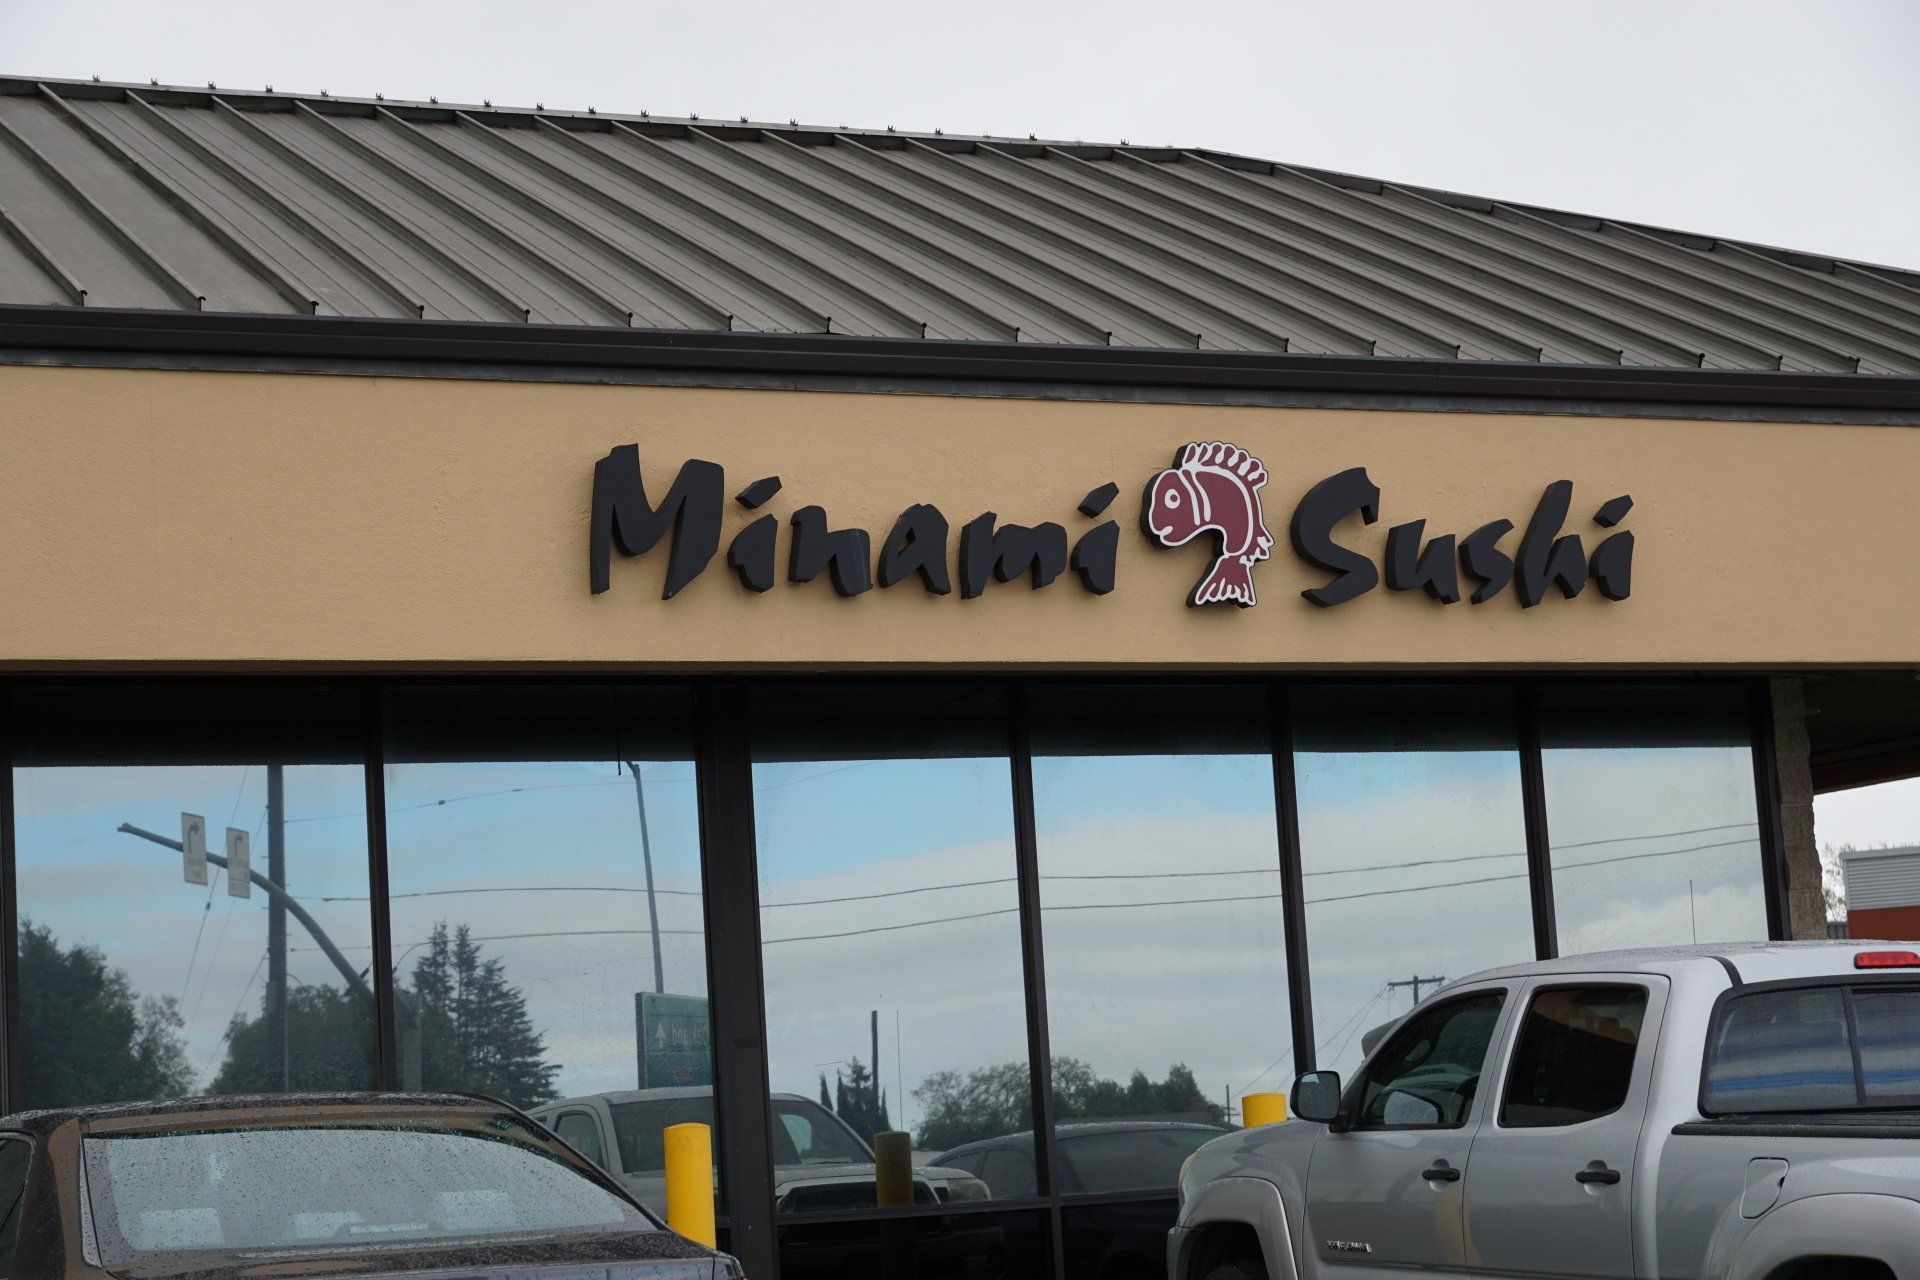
[821,1055,891,1144]
[410,922,558,1108]
[914,1057,1223,1151]
[213,984,378,1093]
[16,920,191,1108]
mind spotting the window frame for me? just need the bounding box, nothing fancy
[1698,973,1920,1118]
[1494,981,1652,1130]
[1347,986,1512,1133]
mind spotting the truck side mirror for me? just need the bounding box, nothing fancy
[1291,1070,1344,1125]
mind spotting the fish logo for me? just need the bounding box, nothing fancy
[1142,441,1274,607]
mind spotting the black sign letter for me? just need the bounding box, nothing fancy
[1516,480,1587,608]
[1384,520,1461,604]
[589,445,723,599]
[789,506,873,597]
[1290,467,1381,608]
[960,514,1068,599]
[879,505,953,594]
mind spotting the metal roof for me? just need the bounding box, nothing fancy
[3,75,1918,376]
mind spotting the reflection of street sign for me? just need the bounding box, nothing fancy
[636,993,711,1089]
[226,828,251,898]
[181,813,207,885]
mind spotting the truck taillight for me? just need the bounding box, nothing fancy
[1854,950,1920,968]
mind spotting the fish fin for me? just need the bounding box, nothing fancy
[1193,557,1258,608]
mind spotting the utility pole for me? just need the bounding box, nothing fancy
[624,761,665,996]
[266,764,288,1089]
[1387,974,1447,1008]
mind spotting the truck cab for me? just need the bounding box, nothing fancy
[1170,942,1920,1280]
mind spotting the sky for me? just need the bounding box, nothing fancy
[4,0,1918,272]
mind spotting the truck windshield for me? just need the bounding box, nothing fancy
[83,1113,653,1265]
[1703,983,1920,1114]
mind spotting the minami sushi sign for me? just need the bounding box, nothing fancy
[588,441,1634,611]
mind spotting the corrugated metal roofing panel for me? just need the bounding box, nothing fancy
[2,75,1916,374]
[1843,847,1920,912]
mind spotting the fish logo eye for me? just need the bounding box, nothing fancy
[1165,491,1180,509]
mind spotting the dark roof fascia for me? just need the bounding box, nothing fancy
[7,305,1920,414]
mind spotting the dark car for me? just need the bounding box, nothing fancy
[0,1091,740,1280]
[936,1121,1230,1280]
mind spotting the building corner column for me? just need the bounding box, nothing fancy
[1771,676,1825,939]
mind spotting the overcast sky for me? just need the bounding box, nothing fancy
[5,0,1918,272]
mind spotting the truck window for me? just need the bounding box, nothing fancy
[1355,990,1507,1130]
[551,1112,605,1168]
[1499,986,1647,1127]
[0,1137,31,1277]
[1702,984,1920,1114]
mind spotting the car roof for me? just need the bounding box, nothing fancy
[532,1089,818,1111]
[1452,940,1899,989]
[0,1091,507,1137]
[940,1119,1228,1156]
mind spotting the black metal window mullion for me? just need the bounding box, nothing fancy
[1007,682,1067,1280]
[695,683,778,1280]
[1269,682,1315,1077]
[361,681,399,1091]
[1518,682,1558,961]
[1749,678,1794,941]
[0,684,19,1115]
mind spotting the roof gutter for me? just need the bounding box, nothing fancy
[5,305,1920,413]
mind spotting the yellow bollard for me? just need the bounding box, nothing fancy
[1242,1091,1288,1128]
[662,1121,717,1248]
[873,1130,914,1208]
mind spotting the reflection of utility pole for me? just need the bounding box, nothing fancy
[118,817,424,1090]
[266,764,288,1090]
[1387,975,1447,1008]
[623,761,665,996]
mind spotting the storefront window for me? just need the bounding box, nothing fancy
[9,686,377,1109]
[1540,686,1767,953]
[751,687,1033,1215]
[1029,686,1283,1171]
[1292,686,1535,1079]
[381,686,708,1217]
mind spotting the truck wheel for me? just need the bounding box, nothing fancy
[1200,1263,1266,1280]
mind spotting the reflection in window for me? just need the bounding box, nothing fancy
[752,687,1032,1212]
[1354,991,1506,1129]
[1293,687,1535,1079]
[1540,687,1766,953]
[382,686,709,1211]
[10,687,377,1109]
[1499,986,1647,1127]
[1030,687,1283,1154]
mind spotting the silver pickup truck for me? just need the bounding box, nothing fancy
[1170,942,1920,1280]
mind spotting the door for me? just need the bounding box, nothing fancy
[1307,986,1512,1279]
[1463,977,1665,1279]
[552,1110,609,1168]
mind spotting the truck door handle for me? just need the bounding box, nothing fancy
[1422,1163,1462,1183]
[1575,1163,1621,1185]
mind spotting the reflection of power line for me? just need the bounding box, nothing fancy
[756,836,1760,944]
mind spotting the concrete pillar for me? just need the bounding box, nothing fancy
[1771,677,1826,940]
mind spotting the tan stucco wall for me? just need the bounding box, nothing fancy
[1,363,1915,670]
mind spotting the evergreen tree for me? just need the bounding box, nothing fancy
[818,1073,834,1112]
[831,1056,891,1144]
[408,922,558,1108]
[212,983,379,1093]
[16,919,192,1109]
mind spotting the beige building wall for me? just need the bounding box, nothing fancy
[1,363,1914,670]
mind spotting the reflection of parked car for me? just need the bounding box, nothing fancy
[939,1121,1231,1198]
[530,1088,988,1215]
[0,1091,740,1279]
[1172,943,1920,1280]
[939,1121,1229,1280]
